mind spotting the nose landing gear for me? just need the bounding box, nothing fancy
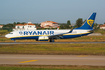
[11,39,16,42]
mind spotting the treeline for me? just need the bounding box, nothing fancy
[0,18,99,31]
[59,18,99,29]
[0,22,23,31]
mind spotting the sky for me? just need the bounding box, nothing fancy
[0,0,105,24]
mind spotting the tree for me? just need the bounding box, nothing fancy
[21,22,26,24]
[67,20,71,25]
[66,20,71,29]
[59,23,67,29]
[3,23,13,28]
[13,22,17,28]
[94,23,99,29]
[76,18,83,28]
[60,24,64,29]
[16,22,21,24]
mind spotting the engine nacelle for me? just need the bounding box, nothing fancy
[38,36,49,41]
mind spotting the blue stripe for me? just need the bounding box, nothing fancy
[62,33,90,39]
[11,33,91,40]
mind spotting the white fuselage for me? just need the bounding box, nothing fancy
[5,29,91,39]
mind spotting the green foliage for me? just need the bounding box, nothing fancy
[94,23,99,29]
[0,66,66,70]
[59,20,72,29]
[94,29,105,35]
[67,20,71,25]
[66,20,71,29]
[0,66,105,70]
[3,23,13,28]
[60,24,64,29]
[59,23,67,29]
[16,22,21,24]
[1,22,27,31]
[0,30,9,36]
[3,22,26,28]
[76,18,83,28]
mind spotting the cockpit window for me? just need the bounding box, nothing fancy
[9,33,13,34]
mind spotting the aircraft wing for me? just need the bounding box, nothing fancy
[48,33,65,39]
[48,29,73,39]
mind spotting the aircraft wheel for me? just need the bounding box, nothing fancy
[36,39,38,41]
[14,40,16,42]
[49,39,54,42]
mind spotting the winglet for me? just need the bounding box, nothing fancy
[76,12,96,29]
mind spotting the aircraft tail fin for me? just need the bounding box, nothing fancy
[76,12,96,29]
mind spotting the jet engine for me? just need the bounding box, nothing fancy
[38,36,49,41]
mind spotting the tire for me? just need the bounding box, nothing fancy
[49,39,54,42]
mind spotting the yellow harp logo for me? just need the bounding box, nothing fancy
[87,19,94,27]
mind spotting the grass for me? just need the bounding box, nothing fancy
[0,44,105,55]
[0,30,9,36]
[0,65,105,70]
[56,36,105,42]
[94,29,105,35]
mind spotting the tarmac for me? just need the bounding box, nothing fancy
[0,54,105,66]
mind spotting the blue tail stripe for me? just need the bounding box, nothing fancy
[76,13,96,29]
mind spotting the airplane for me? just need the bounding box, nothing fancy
[5,12,96,42]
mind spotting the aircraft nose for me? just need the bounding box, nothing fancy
[5,34,9,38]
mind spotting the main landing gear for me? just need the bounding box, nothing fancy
[49,39,55,42]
